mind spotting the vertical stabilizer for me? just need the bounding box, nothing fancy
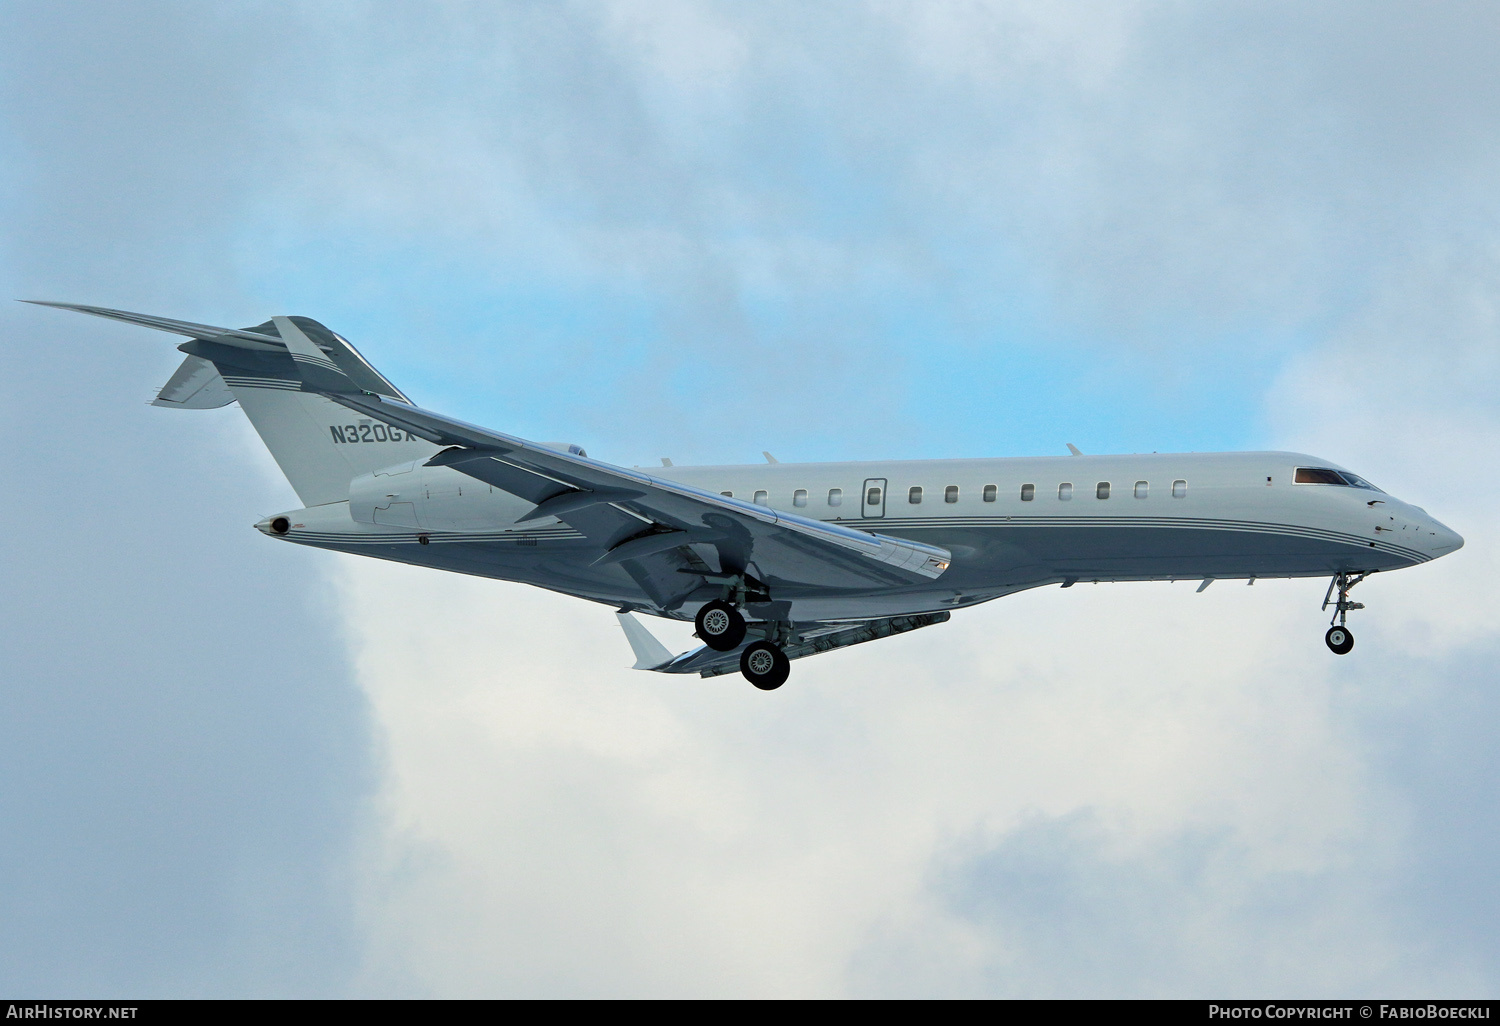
[198,316,438,506]
[26,303,439,506]
[226,386,437,506]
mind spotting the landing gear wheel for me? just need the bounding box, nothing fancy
[696,599,746,652]
[1325,626,1354,655]
[740,641,790,691]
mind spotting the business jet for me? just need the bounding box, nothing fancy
[31,302,1464,690]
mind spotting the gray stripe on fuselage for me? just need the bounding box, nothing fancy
[838,515,1428,565]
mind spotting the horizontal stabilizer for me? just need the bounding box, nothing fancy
[152,354,235,409]
[616,612,676,670]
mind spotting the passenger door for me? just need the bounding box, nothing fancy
[862,478,887,519]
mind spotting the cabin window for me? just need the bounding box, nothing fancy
[983,484,997,502]
[945,485,959,503]
[1134,480,1148,499]
[828,488,843,507]
[1020,483,1035,502]
[754,490,768,505]
[720,491,733,497]
[866,486,882,506]
[1058,483,1073,501]
[1096,482,1111,500]
[909,486,923,504]
[1172,480,1187,498]
[793,489,808,507]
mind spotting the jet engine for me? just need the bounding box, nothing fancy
[348,460,548,532]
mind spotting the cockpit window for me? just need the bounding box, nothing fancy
[1295,467,1348,485]
[1294,467,1384,492]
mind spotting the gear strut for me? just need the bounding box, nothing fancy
[1321,571,1370,655]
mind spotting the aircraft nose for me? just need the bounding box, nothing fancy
[1427,519,1464,557]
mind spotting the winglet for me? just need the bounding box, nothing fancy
[1066,443,1083,456]
[762,451,779,464]
[616,611,676,670]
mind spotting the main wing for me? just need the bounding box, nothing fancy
[326,392,952,597]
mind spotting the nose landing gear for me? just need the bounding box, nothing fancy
[1324,625,1354,655]
[1322,571,1369,655]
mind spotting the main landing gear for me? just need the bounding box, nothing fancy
[693,594,791,690]
[740,640,791,691]
[695,599,747,651]
[1322,571,1369,655]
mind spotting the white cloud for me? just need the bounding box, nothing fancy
[287,0,1500,998]
[336,538,1491,995]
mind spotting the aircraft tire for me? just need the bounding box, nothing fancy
[1325,626,1354,655]
[741,641,790,691]
[696,600,747,652]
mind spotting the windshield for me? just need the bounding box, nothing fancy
[1295,467,1384,492]
[1337,471,1383,492]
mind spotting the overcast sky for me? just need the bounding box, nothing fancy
[2,0,1497,997]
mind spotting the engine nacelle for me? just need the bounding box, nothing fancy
[348,461,548,532]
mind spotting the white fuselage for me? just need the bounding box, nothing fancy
[268,449,1462,623]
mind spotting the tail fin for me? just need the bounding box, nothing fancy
[28,302,439,506]
[211,315,438,506]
